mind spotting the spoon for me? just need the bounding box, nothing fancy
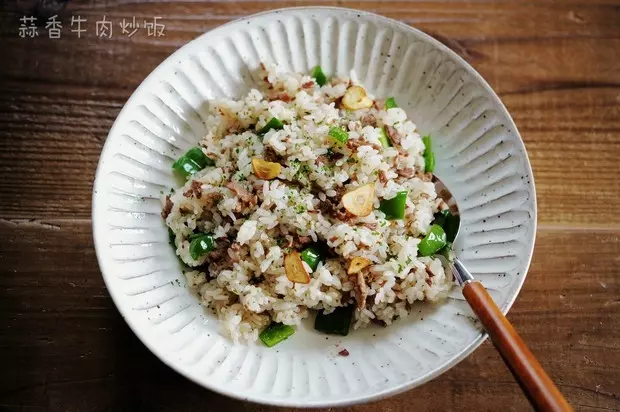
[434,177,572,412]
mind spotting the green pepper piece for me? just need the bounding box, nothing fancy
[259,322,295,347]
[314,305,354,336]
[300,244,325,272]
[433,210,460,243]
[379,191,408,220]
[378,127,392,148]
[422,135,435,173]
[311,65,328,87]
[328,126,348,144]
[189,234,216,260]
[172,147,215,177]
[433,209,449,227]
[418,224,447,257]
[385,97,398,109]
[259,117,284,135]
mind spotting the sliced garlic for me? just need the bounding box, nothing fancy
[252,158,281,180]
[342,85,374,110]
[342,183,375,217]
[348,256,372,275]
[284,251,310,284]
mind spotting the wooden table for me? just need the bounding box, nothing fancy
[1,1,618,411]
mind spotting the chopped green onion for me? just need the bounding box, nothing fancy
[168,228,176,246]
[259,117,284,135]
[189,234,216,260]
[385,97,398,109]
[433,210,460,242]
[259,322,295,347]
[379,191,408,220]
[418,224,447,257]
[422,135,435,173]
[328,126,348,144]
[314,305,354,336]
[378,127,392,148]
[172,147,215,177]
[311,65,328,87]
[300,244,326,272]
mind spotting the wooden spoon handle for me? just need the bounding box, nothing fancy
[462,281,573,412]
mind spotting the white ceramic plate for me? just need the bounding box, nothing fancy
[92,7,536,407]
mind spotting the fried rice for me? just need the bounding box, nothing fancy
[162,64,454,344]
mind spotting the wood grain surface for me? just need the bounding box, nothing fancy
[0,1,619,411]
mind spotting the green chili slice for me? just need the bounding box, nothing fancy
[433,210,460,243]
[379,191,408,220]
[311,65,328,87]
[172,147,215,177]
[259,322,295,347]
[314,305,354,336]
[378,128,392,148]
[422,135,435,173]
[418,224,447,257]
[259,117,284,135]
[189,234,216,260]
[328,126,348,144]
[385,97,398,109]
[300,244,326,272]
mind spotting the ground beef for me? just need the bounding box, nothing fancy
[397,168,415,178]
[183,180,203,199]
[227,242,242,263]
[385,125,402,147]
[161,196,173,219]
[203,191,223,208]
[179,205,193,214]
[226,181,258,207]
[205,238,233,273]
[316,185,352,220]
[316,155,329,165]
[318,199,346,220]
[318,199,337,216]
[298,235,312,245]
[269,92,292,102]
[362,222,378,230]
[283,235,314,249]
[417,172,433,182]
[338,349,350,357]
[331,152,344,162]
[359,113,377,127]
[346,139,364,152]
[301,81,314,89]
[333,185,346,202]
[263,146,283,163]
[317,151,344,165]
[378,170,388,185]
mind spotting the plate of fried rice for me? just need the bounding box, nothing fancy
[93,7,536,407]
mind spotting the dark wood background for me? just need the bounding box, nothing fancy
[1,1,619,411]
